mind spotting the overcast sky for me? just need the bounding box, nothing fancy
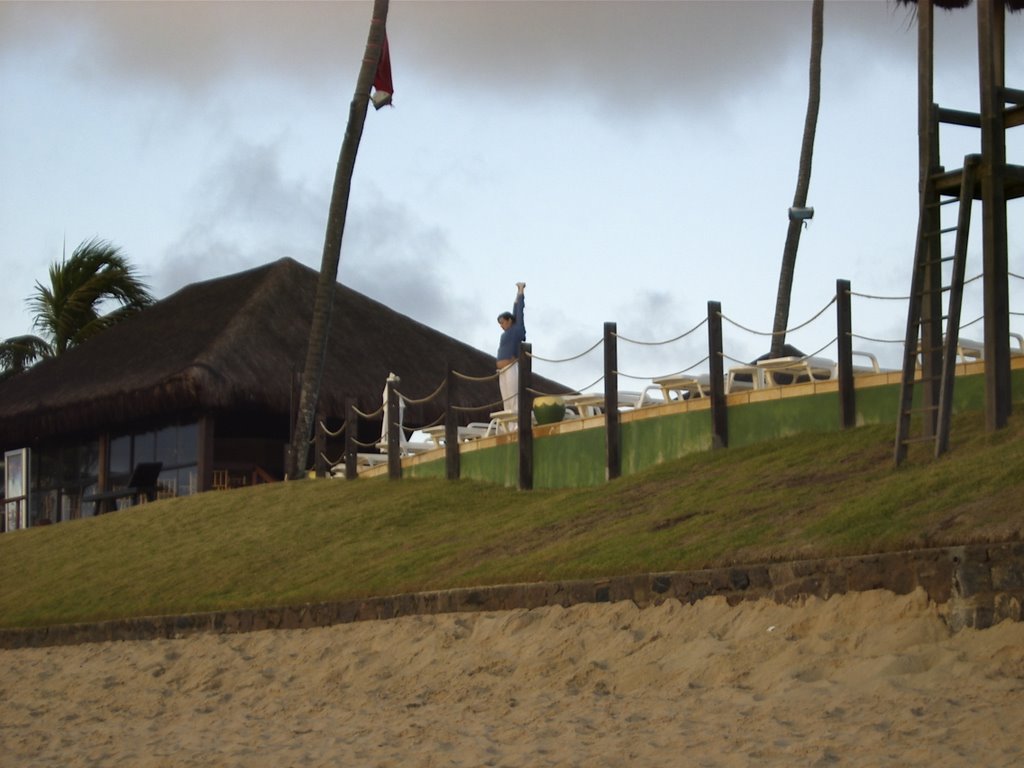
[1,0,1022,395]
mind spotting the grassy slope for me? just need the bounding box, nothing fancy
[1,410,1023,629]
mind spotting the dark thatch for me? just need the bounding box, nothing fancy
[896,0,1024,11]
[0,258,571,447]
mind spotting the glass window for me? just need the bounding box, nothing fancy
[177,423,198,465]
[156,426,178,466]
[110,435,131,475]
[133,431,156,464]
[177,467,197,497]
[81,440,100,482]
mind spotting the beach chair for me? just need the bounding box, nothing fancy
[82,461,163,513]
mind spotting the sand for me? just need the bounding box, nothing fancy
[1,588,1023,767]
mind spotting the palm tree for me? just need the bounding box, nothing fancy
[286,0,391,479]
[770,0,824,358]
[0,238,154,380]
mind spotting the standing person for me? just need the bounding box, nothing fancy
[496,282,526,413]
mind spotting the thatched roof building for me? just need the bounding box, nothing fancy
[0,257,567,451]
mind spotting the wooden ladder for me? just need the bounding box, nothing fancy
[894,154,980,465]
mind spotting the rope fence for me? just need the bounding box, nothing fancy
[719,295,837,337]
[613,317,707,346]
[313,272,1019,482]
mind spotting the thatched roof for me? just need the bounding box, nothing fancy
[896,0,1024,11]
[0,258,570,446]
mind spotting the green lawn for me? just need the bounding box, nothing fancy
[2,409,1023,629]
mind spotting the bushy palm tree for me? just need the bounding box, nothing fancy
[0,238,154,380]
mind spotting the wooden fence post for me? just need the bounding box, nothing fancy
[314,411,327,478]
[518,343,533,491]
[604,322,621,480]
[708,301,727,449]
[445,367,460,480]
[344,397,358,480]
[836,279,855,429]
[386,373,401,480]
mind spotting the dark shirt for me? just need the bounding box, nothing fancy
[496,293,526,361]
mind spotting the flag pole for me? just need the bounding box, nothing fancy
[286,0,391,480]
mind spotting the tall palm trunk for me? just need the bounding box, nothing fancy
[286,0,390,480]
[770,0,823,358]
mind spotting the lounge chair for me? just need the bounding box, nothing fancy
[851,350,884,375]
[82,461,163,513]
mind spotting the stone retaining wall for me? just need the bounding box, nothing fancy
[2,541,1021,649]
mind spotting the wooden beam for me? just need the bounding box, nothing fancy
[978,0,1011,430]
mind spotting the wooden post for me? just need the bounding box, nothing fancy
[917,1,942,439]
[978,0,1011,431]
[314,412,327,478]
[445,367,460,480]
[96,432,111,514]
[836,279,855,429]
[197,417,214,493]
[517,342,533,491]
[603,322,621,481]
[344,398,358,480]
[707,301,727,449]
[386,373,401,480]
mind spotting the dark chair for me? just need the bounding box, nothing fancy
[83,461,163,514]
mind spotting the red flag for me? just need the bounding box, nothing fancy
[371,34,393,109]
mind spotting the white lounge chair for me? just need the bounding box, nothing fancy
[755,355,836,388]
[851,350,884,375]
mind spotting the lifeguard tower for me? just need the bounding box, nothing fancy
[894,0,1024,463]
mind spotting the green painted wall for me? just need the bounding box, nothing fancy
[727,392,840,449]
[620,410,713,476]
[400,369,1021,489]
[534,429,606,488]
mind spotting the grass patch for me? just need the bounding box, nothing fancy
[1,408,1023,628]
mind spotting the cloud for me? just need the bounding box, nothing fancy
[0,1,938,113]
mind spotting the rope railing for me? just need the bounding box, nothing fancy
[850,332,906,345]
[322,275,1016,482]
[718,294,837,337]
[719,337,836,366]
[451,398,506,414]
[848,288,910,301]
[849,272,983,303]
[528,374,606,398]
[614,317,707,346]
[352,403,384,420]
[319,449,346,467]
[803,337,839,359]
[394,377,446,406]
[613,355,710,383]
[720,351,751,367]
[451,369,499,383]
[318,419,346,438]
[416,411,447,431]
[961,314,985,330]
[527,336,603,364]
[572,374,605,393]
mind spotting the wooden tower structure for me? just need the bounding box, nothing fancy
[894,0,1024,464]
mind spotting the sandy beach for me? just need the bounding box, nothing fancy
[2,587,1022,767]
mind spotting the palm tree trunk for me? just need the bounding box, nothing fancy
[770,0,823,358]
[286,0,390,480]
